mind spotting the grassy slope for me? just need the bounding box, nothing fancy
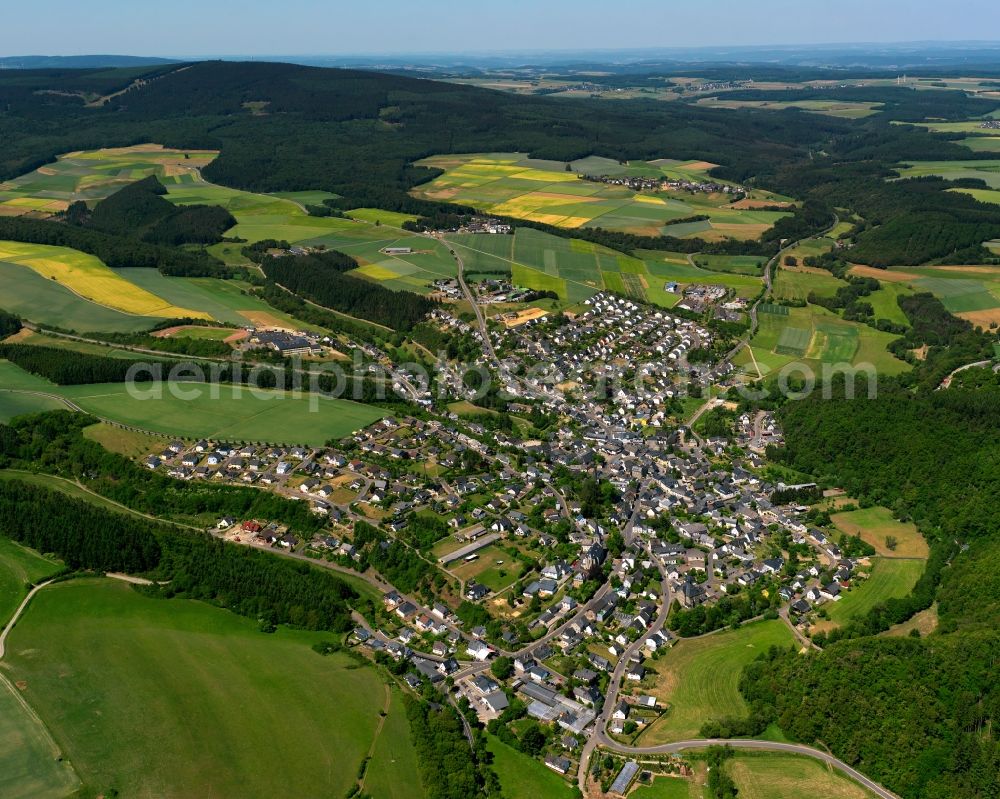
[641,620,794,744]
[0,391,65,422]
[486,735,577,799]
[0,261,163,334]
[0,359,384,446]
[825,558,926,627]
[727,753,873,799]
[0,536,63,626]
[364,688,428,799]
[831,506,928,558]
[5,578,409,799]
[0,542,77,799]
[0,680,80,799]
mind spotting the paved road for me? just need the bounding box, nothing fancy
[577,547,672,794]
[600,738,901,799]
[938,358,997,390]
[452,248,499,364]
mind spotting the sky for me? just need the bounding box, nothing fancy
[1,0,999,57]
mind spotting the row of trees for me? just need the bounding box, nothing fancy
[261,250,436,332]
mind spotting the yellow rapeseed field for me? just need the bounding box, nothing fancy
[0,240,209,319]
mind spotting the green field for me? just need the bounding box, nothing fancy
[362,688,426,799]
[414,153,790,240]
[736,302,909,378]
[0,536,63,626]
[444,228,709,306]
[641,620,794,744]
[641,252,764,300]
[0,678,80,799]
[0,360,385,446]
[0,145,459,301]
[691,254,766,275]
[825,558,925,627]
[4,578,420,799]
[895,159,1000,189]
[771,268,845,303]
[831,505,928,558]
[0,261,164,333]
[630,775,701,799]
[486,735,577,799]
[864,282,914,326]
[727,753,874,799]
[0,391,65,422]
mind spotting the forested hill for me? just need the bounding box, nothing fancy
[741,386,1000,799]
[2,60,999,266]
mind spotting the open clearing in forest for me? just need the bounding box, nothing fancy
[3,578,423,799]
[823,558,926,628]
[831,506,928,558]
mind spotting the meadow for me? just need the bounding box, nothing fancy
[413,153,791,239]
[0,145,217,216]
[486,735,577,799]
[0,391,66,422]
[735,303,909,379]
[697,97,884,119]
[0,260,165,333]
[640,619,794,744]
[894,158,1000,189]
[0,360,385,445]
[0,678,80,799]
[0,239,210,317]
[3,578,420,799]
[726,753,874,799]
[0,145,460,303]
[831,505,928,558]
[823,558,926,628]
[629,775,700,799]
[0,535,63,626]
[848,263,1000,327]
[0,538,78,799]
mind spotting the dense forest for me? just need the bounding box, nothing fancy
[2,61,998,268]
[0,343,179,384]
[0,478,358,631]
[261,250,436,332]
[730,383,1000,798]
[0,308,22,338]
[81,174,236,245]
[740,632,999,799]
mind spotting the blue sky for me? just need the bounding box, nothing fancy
[1,0,998,57]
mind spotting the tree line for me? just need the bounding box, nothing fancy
[261,250,436,332]
[0,215,226,277]
[0,478,358,631]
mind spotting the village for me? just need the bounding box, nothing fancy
[141,345,875,792]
